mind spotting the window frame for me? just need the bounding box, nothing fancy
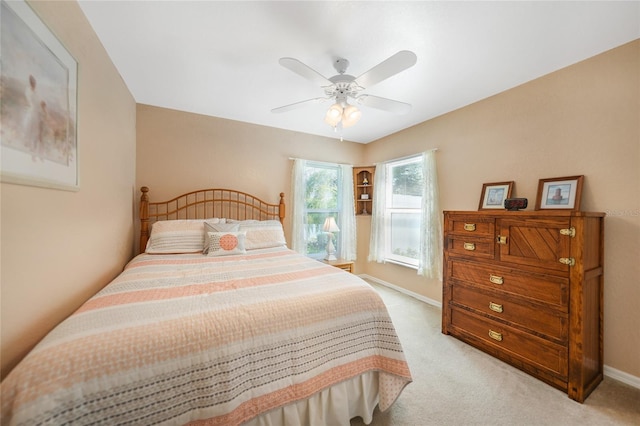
[303,161,343,260]
[383,155,424,268]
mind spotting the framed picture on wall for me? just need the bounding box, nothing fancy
[478,181,514,210]
[0,0,78,191]
[535,175,584,211]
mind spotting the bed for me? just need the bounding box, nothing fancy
[1,187,412,425]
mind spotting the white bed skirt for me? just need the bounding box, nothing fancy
[244,371,380,426]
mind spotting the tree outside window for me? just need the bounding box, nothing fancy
[304,163,341,258]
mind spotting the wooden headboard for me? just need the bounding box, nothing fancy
[139,186,285,252]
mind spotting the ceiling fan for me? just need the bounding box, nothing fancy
[271,51,417,130]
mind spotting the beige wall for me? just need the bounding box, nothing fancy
[363,40,640,379]
[136,105,365,251]
[0,1,137,378]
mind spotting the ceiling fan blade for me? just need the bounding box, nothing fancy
[279,58,333,86]
[271,97,328,113]
[356,94,412,114]
[354,50,417,89]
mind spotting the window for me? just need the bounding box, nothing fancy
[385,156,424,267]
[303,162,341,259]
[291,159,357,261]
[368,150,442,279]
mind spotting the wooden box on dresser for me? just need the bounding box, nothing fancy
[441,210,605,402]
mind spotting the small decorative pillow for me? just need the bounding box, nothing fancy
[203,222,239,253]
[146,219,206,254]
[206,231,246,256]
[237,220,287,250]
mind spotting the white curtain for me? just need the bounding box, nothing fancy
[418,150,443,279]
[290,158,307,254]
[367,163,387,263]
[338,164,356,260]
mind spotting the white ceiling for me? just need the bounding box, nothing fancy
[77,1,640,144]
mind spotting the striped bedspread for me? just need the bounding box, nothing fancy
[1,247,412,425]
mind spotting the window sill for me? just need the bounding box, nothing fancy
[384,258,419,270]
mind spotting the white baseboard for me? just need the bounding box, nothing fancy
[358,274,442,308]
[604,365,640,389]
[359,273,640,391]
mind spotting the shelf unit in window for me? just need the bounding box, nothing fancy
[353,166,375,216]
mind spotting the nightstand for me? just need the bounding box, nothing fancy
[322,258,354,273]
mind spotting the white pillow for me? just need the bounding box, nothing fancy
[237,220,287,250]
[145,220,206,254]
[206,231,246,257]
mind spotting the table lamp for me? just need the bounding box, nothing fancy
[322,217,340,261]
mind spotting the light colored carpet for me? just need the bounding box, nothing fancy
[351,282,640,426]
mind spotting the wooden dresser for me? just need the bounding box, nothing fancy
[441,210,605,402]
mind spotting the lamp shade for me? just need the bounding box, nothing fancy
[341,104,361,128]
[322,217,340,233]
[324,103,343,127]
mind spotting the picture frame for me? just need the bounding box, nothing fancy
[535,175,584,211]
[478,181,514,210]
[1,0,78,191]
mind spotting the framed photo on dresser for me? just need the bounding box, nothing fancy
[478,181,514,210]
[535,175,584,211]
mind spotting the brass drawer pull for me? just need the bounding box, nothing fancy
[463,242,476,251]
[489,302,503,313]
[489,275,504,285]
[488,330,503,342]
[463,223,476,232]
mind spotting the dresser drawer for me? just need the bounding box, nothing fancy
[446,236,494,259]
[450,308,568,378]
[451,284,567,341]
[449,260,568,308]
[448,216,495,237]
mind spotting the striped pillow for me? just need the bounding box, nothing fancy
[146,219,216,254]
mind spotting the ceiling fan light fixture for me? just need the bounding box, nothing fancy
[341,104,361,128]
[324,103,343,127]
[324,101,360,129]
